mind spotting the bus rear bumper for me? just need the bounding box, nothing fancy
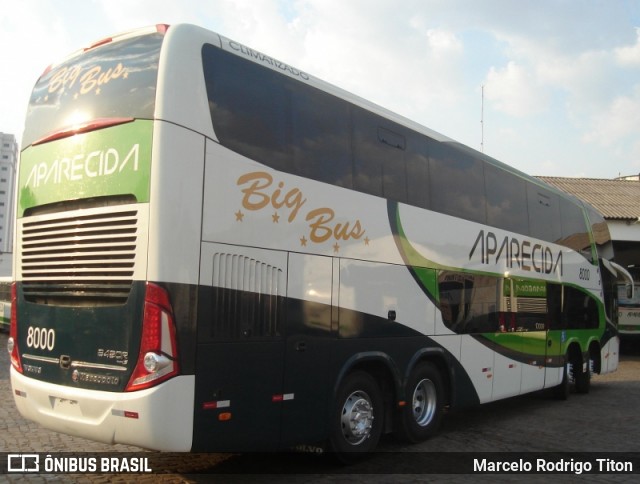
[10,368,194,451]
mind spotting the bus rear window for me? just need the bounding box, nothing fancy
[22,33,164,147]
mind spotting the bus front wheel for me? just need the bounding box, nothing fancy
[329,371,383,460]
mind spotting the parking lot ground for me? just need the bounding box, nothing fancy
[2,331,639,483]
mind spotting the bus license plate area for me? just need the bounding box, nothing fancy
[50,396,82,417]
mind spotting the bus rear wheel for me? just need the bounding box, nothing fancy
[329,371,383,460]
[554,357,571,400]
[575,357,591,394]
[555,352,591,399]
[396,362,444,443]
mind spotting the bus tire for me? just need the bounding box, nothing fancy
[575,357,591,394]
[329,371,383,460]
[553,357,571,400]
[396,362,444,443]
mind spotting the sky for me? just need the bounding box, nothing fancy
[1,0,640,179]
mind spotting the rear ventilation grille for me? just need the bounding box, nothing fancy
[20,206,140,306]
[210,253,283,339]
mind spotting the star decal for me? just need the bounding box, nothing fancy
[333,243,340,253]
[272,212,280,223]
[235,210,244,222]
[300,236,307,247]
[364,237,370,246]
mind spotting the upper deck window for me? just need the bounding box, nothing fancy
[23,33,163,148]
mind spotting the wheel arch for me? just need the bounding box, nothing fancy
[332,351,402,434]
[565,337,600,370]
[404,347,453,407]
[587,338,602,374]
[566,339,583,363]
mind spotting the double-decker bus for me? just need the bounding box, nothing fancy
[8,24,622,456]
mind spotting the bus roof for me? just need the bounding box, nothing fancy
[34,22,586,210]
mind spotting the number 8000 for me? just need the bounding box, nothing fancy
[26,326,55,351]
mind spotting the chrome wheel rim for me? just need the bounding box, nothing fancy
[340,390,374,445]
[412,378,437,427]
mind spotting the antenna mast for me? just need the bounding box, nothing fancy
[481,84,484,153]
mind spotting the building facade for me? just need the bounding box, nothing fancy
[0,132,17,273]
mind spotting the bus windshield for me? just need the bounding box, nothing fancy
[22,32,164,148]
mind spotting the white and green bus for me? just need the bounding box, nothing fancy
[9,24,622,456]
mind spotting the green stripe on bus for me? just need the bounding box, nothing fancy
[18,120,153,216]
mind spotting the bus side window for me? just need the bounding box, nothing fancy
[558,198,590,258]
[202,44,292,173]
[438,280,464,330]
[429,142,486,225]
[405,135,430,210]
[563,286,599,329]
[527,184,561,243]
[290,84,352,189]
[484,162,529,235]
[352,107,408,202]
[438,272,499,333]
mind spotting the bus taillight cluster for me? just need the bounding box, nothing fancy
[125,283,179,391]
[7,283,22,373]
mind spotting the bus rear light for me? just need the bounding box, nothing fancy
[40,64,53,78]
[32,117,134,146]
[125,283,179,392]
[8,283,22,373]
[84,36,114,51]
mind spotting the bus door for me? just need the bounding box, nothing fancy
[544,282,565,387]
[492,278,550,398]
[193,244,287,451]
[280,253,336,447]
[509,279,549,394]
[492,278,521,400]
